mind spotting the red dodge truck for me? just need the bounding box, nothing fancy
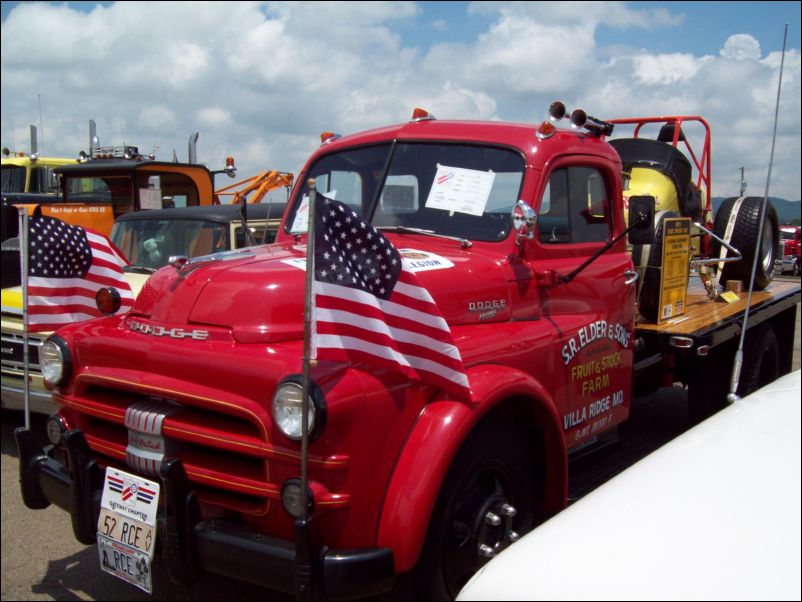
[15,106,800,600]
[777,224,800,275]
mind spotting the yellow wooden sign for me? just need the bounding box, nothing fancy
[657,217,691,324]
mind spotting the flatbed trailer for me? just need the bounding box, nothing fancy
[634,277,800,418]
[636,279,799,348]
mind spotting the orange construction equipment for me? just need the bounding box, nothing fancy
[214,170,294,205]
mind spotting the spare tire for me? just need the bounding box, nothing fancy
[712,196,778,290]
[634,210,678,322]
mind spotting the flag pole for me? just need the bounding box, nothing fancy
[295,178,316,599]
[18,208,31,430]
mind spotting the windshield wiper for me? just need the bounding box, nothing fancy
[377,225,472,248]
[123,265,157,275]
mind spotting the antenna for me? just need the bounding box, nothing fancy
[728,24,788,403]
[739,167,748,196]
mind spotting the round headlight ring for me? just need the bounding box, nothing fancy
[46,414,68,446]
[271,376,327,441]
[280,478,315,519]
[40,335,72,387]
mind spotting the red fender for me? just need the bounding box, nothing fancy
[376,364,568,572]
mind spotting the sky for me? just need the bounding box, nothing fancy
[1,1,800,201]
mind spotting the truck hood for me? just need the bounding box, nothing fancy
[131,241,527,344]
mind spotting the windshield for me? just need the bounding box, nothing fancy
[1,165,26,192]
[780,230,796,240]
[111,218,228,269]
[65,175,134,214]
[286,142,524,242]
[64,172,201,217]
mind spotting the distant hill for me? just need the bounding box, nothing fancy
[711,197,801,225]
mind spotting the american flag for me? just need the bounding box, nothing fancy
[26,215,133,332]
[312,194,471,400]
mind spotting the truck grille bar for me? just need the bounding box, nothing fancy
[54,373,350,517]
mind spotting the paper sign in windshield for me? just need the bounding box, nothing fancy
[139,189,162,210]
[425,165,495,217]
[291,190,340,233]
[290,195,310,233]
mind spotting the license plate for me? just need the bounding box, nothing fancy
[97,533,153,593]
[98,507,155,556]
[98,467,160,592]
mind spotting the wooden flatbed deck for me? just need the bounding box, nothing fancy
[635,278,800,350]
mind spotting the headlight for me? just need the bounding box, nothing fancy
[272,377,326,441]
[40,335,71,387]
[46,414,67,445]
[281,478,314,518]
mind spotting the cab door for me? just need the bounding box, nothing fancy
[531,161,636,450]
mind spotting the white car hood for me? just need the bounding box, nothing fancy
[458,370,802,601]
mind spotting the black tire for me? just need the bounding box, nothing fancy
[687,342,735,423]
[688,324,779,422]
[411,420,536,600]
[712,196,778,290]
[737,323,780,397]
[634,210,678,323]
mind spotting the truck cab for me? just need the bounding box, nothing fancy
[1,153,76,194]
[15,111,639,599]
[2,123,77,195]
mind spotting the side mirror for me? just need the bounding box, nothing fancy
[512,200,537,245]
[627,195,655,245]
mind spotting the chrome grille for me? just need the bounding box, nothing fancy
[1,331,42,371]
[124,400,181,477]
[61,381,276,515]
[57,376,351,519]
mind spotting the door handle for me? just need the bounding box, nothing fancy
[624,269,639,285]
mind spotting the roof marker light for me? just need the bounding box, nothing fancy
[223,156,237,178]
[411,107,436,122]
[535,121,557,140]
[320,132,340,144]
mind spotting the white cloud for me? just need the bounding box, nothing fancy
[165,42,210,86]
[197,107,233,128]
[139,106,176,131]
[468,1,684,29]
[1,1,799,202]
[720,34,762,61]
[632,53,708,85]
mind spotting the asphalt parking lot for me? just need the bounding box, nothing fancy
[2,279,799,601]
